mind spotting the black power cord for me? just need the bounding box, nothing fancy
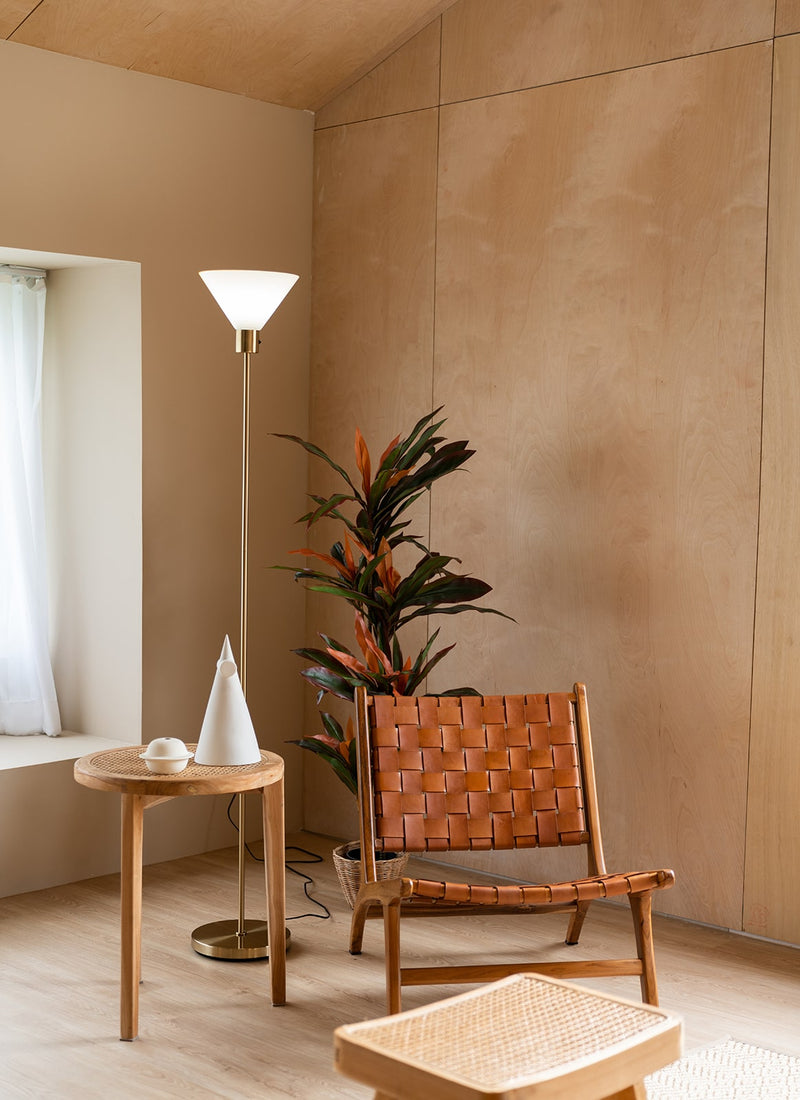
[283,847,332,923]
[225,795,332,922]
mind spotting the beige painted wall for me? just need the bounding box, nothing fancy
[0,39,311,894]
[311,0,799,944]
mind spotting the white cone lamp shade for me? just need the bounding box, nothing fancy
[199,270,298,331]
[195,636,261,765]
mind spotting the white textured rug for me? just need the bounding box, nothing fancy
[646,1038,800,1099]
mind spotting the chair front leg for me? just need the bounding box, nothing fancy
[629,892,659,1005]
[383,899,403,1015]
[352,878,409,959]
[350,896,369,955]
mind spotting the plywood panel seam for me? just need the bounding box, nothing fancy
[744,30,800,945]
[743,35,777,939]
[6,9,34,39]
[425,45,443,686]
[315,104,440,132]
[439,38,776,109]
[435,8,444,109]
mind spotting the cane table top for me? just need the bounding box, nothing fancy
[74,744,283,798]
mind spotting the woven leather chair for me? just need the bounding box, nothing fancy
[350,683,675,1014]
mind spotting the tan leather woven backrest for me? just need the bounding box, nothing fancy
[367,692,589,853]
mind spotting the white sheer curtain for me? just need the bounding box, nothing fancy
[0,268,61,735]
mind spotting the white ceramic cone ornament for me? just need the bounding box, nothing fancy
[195,636,261,765]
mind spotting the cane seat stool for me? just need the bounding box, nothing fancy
[334,972,682,1100]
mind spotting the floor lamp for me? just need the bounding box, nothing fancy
[191,269,298,960]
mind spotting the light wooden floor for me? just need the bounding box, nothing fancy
[2,831,799,1098]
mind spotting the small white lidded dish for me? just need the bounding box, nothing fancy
[139,737,194,774]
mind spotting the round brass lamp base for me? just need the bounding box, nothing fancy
[191,919,292,960]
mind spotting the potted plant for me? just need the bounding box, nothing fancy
[276,407,509,902]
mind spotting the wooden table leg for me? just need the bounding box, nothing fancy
[120,793,144,1040]
[262,776,286,1005]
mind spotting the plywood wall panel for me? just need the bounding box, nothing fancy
[745,33,800,947]
[441,0,774,104]
[311,110,438,459]
[432,44,771,925]
[777,1,800,35]
[316,20,441,129]
[303,110,438,835]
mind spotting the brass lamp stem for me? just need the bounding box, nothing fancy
[191,323,288,959]
[237,331,256,939]
[239,344,253,699]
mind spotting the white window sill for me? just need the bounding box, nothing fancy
[0,731,137,772]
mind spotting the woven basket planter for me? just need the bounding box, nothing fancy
[332,841,409,909]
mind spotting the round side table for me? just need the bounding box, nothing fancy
[74,744,286,1040]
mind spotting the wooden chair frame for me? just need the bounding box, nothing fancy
[350,683,674,1014]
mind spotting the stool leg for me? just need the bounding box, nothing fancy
[606,1083,646,1099]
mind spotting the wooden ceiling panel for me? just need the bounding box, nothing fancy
[2,0,456,110]
[0,0,34,37]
